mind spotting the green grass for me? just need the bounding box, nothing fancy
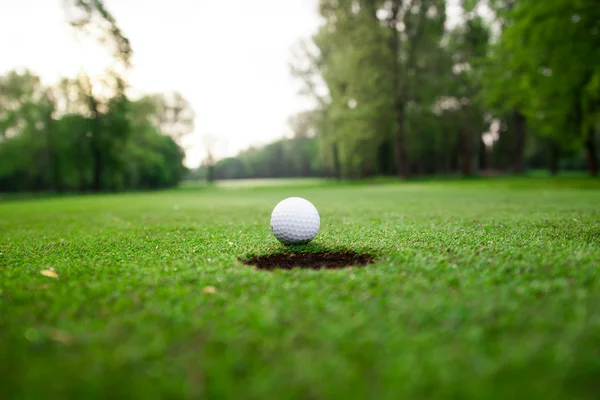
[1,178,600,399]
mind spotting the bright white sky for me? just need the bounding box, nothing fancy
[0,0,465,168]
[0,0,325,167]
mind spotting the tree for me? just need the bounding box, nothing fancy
[0,70,64,191]
[294,0,449,178]
[201,134,218,183]
[290,37,341,179]
[438,15,491,176]
[471,0,600,176]
[63,0,134,190]
[0,68,188,193]
[143,92,195,145]
[0,2,190,193]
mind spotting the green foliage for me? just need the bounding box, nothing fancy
[211,0,596,180]
[288,0,494,178]
[4,1,599,189]
[474,0,600,174]
[0,70,188,192]
[211,135,322,180]
[284,0,598,179]
[141,92,195,144]
[0,0,191,193]
[64,0,133,68]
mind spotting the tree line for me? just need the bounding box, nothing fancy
[0,0,192,193]
[2,0,597,191]
[0,69,192,192]
[194,0,598,181]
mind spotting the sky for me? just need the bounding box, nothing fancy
[0,0,465,168]
[0,0,325,167]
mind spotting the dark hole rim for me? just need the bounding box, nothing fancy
[239,249,377,271]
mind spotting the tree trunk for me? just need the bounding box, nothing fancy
[88,94,103,192]
[460,110,472,176]
[549,141,559,176]
[78,134,88,192]
[332,142,342,180]
[421,158,427,175]
[584,127,598,177]
[79,169,87,192]
[512,110,526,173]
[478,136,488,172]
[92,144,103,191]
[393,102,409,178]
[91,114,102,192]
[206,165,215,183]
[45,115,63,193]
[389,1,409,179]
[460,129,471,176]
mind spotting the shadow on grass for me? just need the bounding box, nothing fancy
[239,243,377,271]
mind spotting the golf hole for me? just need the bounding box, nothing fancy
[241,250,376,271]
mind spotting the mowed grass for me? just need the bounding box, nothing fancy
[1,178,599,399]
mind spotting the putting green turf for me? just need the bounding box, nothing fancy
[1,178,600,399]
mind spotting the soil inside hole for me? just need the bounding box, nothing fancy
[241,250,375,271]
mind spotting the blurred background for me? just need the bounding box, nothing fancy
[0,0,598,193]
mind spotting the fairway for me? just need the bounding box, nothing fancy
[1,179,600,399]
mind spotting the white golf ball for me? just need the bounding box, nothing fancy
[270,197,320,245]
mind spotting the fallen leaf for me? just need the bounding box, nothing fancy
[40,269,59,279]
[202,286,217,294]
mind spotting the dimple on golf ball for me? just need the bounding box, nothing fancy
[270,197,320,245]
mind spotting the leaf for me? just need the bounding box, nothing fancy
[40,269,59,279]
[463,0,480,13]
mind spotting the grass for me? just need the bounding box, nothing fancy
[1,177,599,399]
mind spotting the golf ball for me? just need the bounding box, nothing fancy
[270,197,320,245]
